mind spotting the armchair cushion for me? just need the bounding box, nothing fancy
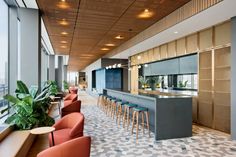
[61,100,81,117]
[37,136,91,157]
[49,112,84,146]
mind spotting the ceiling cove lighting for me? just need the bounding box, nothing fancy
[138,9,154,19]
[61,31,68,35]
[115,35,124,40]
[59,19,69,26]
[101,48,109,51]
[105,43,115,47]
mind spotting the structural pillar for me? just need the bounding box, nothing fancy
[49,55,55,81]
[231,17,236,140]
[56,56,63,90]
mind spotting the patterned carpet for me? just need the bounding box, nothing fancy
[78,91,236,157]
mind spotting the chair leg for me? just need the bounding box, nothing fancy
[123,106,127,128]
[145,111,150,137]
[142,112,145,134]
[131,111,136,135]
[136,112,139,143]
[127,108,130,131]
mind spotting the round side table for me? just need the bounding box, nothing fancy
[30,127,55,146]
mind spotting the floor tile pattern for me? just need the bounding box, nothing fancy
[78,92,236,157]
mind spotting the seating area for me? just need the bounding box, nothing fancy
[36,91,91,157]
[97,94,150,143]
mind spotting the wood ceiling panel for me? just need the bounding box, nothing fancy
[37,0,191,70]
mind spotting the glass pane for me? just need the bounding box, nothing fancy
[0,1,8,120]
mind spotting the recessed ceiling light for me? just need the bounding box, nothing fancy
[101,48,109,51]
[57,1,70,9]
[60,41,68,44]
[59,19,69,26]
[60,45,67,48]
[61,31,68,35]
[138,9,154,18]
[105,43,115,47]
[115,35,124,40]
[174,31,178,34]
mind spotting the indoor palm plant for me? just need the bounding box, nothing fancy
[138,76,149,89]
[1,81,55,130]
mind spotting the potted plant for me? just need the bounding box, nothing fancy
[63,80,69,93]
[148,77,163,90]
[138,76,149,89]
[1,81,55,130]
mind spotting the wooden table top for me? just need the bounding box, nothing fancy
[30,127,55,135]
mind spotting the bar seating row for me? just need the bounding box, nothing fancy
[37,92,91,157]
[97,94,150,143]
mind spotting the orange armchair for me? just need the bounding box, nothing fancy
[61,100,81,117]
[49,112,84,146]
[64,94,78,107]
[69,87,78,94]
[37,136,91,157]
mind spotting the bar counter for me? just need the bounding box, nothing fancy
[103,88,192,140]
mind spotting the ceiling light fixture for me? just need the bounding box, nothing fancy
[60,45,67,48]
[117,63,122,68]
[60,41,68,44]
[59,19,69,26]
[137,55,141,60]
[115,35,124,40]
[101,48,109,51]
[144,64,148,67]
[174,31,178,34]
[138,8,154,18]
[105,43,115,47]
[61,31,68,35]
[57,2,70,9]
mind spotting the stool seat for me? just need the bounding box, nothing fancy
[133,107,148,112]
[117,101,128,105]
[125,103,137,108]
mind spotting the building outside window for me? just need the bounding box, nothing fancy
[0,0,9,121]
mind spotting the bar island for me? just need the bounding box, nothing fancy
[103,88,193,140]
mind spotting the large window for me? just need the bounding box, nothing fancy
[0,1,9,120]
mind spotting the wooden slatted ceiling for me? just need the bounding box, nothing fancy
[37,0,191,71]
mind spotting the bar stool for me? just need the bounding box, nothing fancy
[97,94,103,107]
[116,101,128,126]
[105,96,113,116]
[110,98,121,119]
[131,106,150,143]
[123,103,137,130]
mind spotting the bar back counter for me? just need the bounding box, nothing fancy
[103,89,192,140]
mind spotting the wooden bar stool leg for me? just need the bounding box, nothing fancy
[142,112,145,134]
[136,111,139,143]
[127,108,130,131]
[118,105,121,126]
[131,111,136,134]
[145,111,150,137]
[123,106,127,128]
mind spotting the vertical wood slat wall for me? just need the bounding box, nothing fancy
[108,0,223,57]
[130,21,231,133]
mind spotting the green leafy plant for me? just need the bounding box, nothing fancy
[138,76,149,89]
[1,81,55,130]
[178,80,188,88]
[63,80,69,91]
[44,80,58,96]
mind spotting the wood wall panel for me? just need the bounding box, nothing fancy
[153,47,160,61]
[148,49,154,62]
[176,38,186,56]
[160,44,168,60]
[186,33,198,54]
[167,41,176,58]
[215,22,231,47]
[199,28,213,50]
